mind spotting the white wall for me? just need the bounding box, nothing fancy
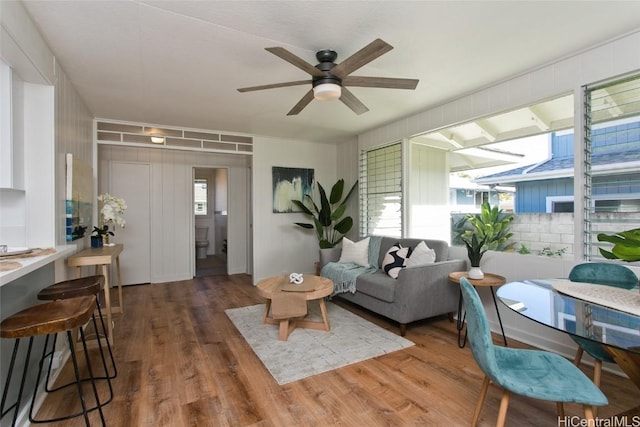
[1,3,94,424]
[252,136,339,283]
[359,30,640,149]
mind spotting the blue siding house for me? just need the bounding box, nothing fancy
[475,119,640,213]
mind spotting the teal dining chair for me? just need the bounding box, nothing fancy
[459,277,607,426]
[568,262,639,387]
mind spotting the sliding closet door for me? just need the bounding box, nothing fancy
[110,162,151,285]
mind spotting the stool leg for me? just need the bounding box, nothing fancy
[88,312,114,405]
[41,333,58,392]
[1,337,34,427]
[77,326,106,426]
[28,329,108,426]
[95,302,117,380]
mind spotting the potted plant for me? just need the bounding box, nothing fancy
[91,226,112,248]
[597,228,640,262]
[457,202,515,251]
[292,179,358,265]
[460,233,488,279]
[95,193,127,246]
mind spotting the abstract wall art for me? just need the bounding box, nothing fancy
[272,166,314,213]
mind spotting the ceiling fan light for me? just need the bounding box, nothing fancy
[313,83,341,101]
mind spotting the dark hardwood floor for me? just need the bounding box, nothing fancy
[33,274,640,426]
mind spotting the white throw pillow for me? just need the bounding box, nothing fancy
[406,241,436,267]
[338,237,371,267]
[382,244,411,279]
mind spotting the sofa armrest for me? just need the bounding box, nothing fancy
[396,259,466,286]
[391,258,467,318]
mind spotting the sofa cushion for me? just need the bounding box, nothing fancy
[355,271,397,302]
[406,241,436,267]
[382,244,412,279]
[339,237,371,267]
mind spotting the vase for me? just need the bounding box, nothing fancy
[468,266,484,280]
[91,235,103,248]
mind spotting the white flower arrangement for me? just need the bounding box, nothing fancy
[98,193,127,228]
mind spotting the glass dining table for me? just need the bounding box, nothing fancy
[497,278,640,415]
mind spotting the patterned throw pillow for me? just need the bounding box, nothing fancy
[382,243,412,279]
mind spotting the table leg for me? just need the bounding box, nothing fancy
[262,300,272,324]
[100,264,113,345]
[489,286,508,346]
[318,298,330,331]
[456,288,468,348]
[111,255,124,314]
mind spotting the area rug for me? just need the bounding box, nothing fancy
[225,302,414,385]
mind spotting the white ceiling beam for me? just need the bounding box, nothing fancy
[437,131,464,148]
[472,120,498,142]
[527,106,550,131]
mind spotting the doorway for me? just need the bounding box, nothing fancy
[194,167,228,277]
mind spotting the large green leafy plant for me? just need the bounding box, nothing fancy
[292,179,358,249]
[457,202,515,252]
[597,228,640,262]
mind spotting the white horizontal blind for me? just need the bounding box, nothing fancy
[585,74,640,262]
[359,143,402,237]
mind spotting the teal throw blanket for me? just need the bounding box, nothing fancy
[321,236,382,296]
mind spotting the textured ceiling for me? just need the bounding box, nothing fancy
[20,1,640,143]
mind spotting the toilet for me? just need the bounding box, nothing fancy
[195,227,209,260]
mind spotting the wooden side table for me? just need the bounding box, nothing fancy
[448,271,507,348]
[67,244,124,345]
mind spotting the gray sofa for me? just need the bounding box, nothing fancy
[324,237,466,336]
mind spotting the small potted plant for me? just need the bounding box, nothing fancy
[91,225,113,248]
[461,233,488,279]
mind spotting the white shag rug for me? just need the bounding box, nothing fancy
[225,302,414,385]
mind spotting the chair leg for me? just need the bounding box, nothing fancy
[496,390,510,427]
[556,402,565,419]
[573,347,584,366]
[583,405,596,425]
[592,359,602,387]
[472,376,490,426]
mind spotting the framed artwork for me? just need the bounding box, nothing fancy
[65,153,93,241]
[272,166,314,213]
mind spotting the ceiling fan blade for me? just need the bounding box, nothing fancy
[237,80,310,92]
[340,87,369,115]
[265,47,325,77]
[343,76,419,90]
[287,89,315,116]
[330,39,393,79]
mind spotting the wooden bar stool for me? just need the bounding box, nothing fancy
[0,296,108,426]
[37,275,117,383]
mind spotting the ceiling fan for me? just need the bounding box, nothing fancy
[237,38,419,116]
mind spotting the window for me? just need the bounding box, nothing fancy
[194,178,208,215]
[359,143,402,237]
[584,74,640,261]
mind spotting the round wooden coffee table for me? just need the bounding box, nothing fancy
[448,271,507,348]
[256,275,333,341]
